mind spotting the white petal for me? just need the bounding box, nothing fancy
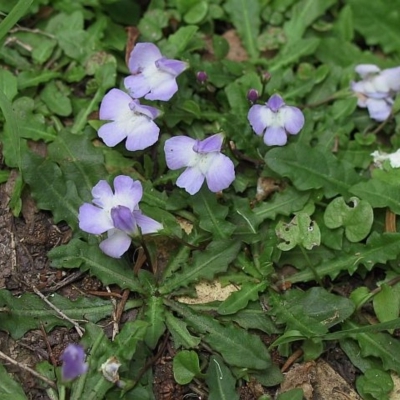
[133,211,163,234]
[264,126,288,146]
[248,105,271,136]
[176,167,205,195]
[125,119,160,151]
[98,121,128,147]
[78,203,113,234]
[205,154,235,192]
[99,89,132,121]
[128,43,161,73]
[282,106,305,135]
[113,176,143,210]
[99,229,132,258]
[164,136,197,169]
[366,98,392,121]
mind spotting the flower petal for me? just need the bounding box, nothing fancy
[176,167,205,195]
[263,126,288,146]
[128,42,161,73]
[125,119,160,151]
[156,58,188,76]
[113,176,143,210]
[79,203,113,234]
[98,121,128,148]
[193,134,223,153]
[282,105,305,135]
[133,211,163,234]
[130,100,161,120]
[366,98,392,121]
[111,206,137,233]
[99,89,132,121]
[248,105,272,136]
[164,136,197,169]
[145,76,178,101]
[380,66,400,92]
[99,229,132,258]
[91,180,114,209]
[205,153,235,192]
[266,94,285,112]
[355,64,380,78]
[124,75,151,99]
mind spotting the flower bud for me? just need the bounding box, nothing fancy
[196,71,208,84]
[247,89,259,103]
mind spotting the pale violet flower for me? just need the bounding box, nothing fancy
[164,133,235,195]
[351,64,400,121]
[60,344,88,381]
[371,149,400,168]
[124,43,188,101]
[79,176,163,258]
[247,94,305,146]
[98,89,161,151]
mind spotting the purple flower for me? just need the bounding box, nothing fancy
[60,344,88,381]
[78,176,163,258]
[124,43,188,101]
[98,89,161,151]
[351,64,400,121]
[247,94,305,146]
[164,133,235,195]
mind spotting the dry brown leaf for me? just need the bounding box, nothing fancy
[222,29,248,62]
[279,360,362,400]
[177,280,239,304]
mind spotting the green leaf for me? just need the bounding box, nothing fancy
[276,213,321,251]
[0,363,27,400]
[0,289,141,339]
[0,69,17,101]
[165,299,271,370]
[0,88,22,169]
[224,0,260,59]
[373,284,399,327]
[17,70,61,90]
[218,281,268,315]
[349,0,400,54]
[346,319,400,374]
[143,296,166,349]
[22,153,82,229]
[163,26,199,57]
[252,187,310,222]
[357,369,393,400]
[269,38,320,72]
[266,143,359,198]
[324,196,373,242]
[114,320,149,361]
[288,233,400,282]
[184,1,208,24]
[165,311,201,349]
[173,350,205,385]
[41,81,72,117]
[48,239,146,293]
[350,179,400,214]
[206,355,239,400]
[277,389,304,400]
[47,129,107,200]
[160,240,241,294]
[192,189,235,239]
[0,0,33,41]
[137,9,169,42]
[284,0,336,42]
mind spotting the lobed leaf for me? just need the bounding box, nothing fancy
[48,239,145,293]
[165,299,271,370]
[0,289,141,340]
[266,143,360,198]
[288,232,400,283]
[160,240,241,294]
